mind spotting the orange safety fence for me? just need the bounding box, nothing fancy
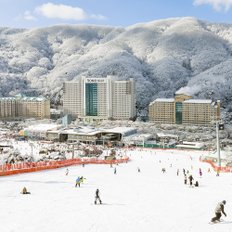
[0,157,129,176]
[200,157,232,173]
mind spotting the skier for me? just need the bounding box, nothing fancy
[94,189,102,204]
[188,174,194,187]
[199,168,202,177]
[80,176,86,184]
[65,168,69,176]
[183,168,186,175]
[114,167,117,174]
[137,167,141,172]
[75,177,81,187]
[184,174,187,185]
[161,168,166,173]
[211,200,227,223]
[177,169,179,176]
[21,187,30,194]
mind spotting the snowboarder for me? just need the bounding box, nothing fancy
[21,187,30,194]
[211,200,227,223]
[94,189,102,204]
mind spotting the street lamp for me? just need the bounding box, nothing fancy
[216,121,221,169]
[211,101,223,172]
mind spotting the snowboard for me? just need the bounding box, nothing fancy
[92,202,111,205]
[209,219,224,224]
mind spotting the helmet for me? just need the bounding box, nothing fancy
[222,200,226,204]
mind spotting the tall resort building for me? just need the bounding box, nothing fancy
[63,76,136,122]
[149,93,220,125]
[63,81,82,117]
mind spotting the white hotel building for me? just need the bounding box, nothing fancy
[63,76,136,122]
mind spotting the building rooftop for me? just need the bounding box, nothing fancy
[23,124,60,132]
[0,95,49,102]
[151,98,175,104]
[183,99,212,104]
[0,97,16,100]
[51,126,101,136]
[103,127,137,135]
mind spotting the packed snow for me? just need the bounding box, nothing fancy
[0,148,232,232]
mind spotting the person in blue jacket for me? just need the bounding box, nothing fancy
[75,177,81,187]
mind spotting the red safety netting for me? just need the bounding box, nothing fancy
[200,157,232,172]
[0,157,129,176]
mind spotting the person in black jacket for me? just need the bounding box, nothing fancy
[211,200,227,222]
[184,174,187,185]
[21,187,30,194]
[188,175,194,187]
[94,189,102,204]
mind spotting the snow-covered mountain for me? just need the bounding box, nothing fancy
[1,17,232,113]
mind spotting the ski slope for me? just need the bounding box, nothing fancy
[0,149,232,232]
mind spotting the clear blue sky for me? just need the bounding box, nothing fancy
[1,0,232,28]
